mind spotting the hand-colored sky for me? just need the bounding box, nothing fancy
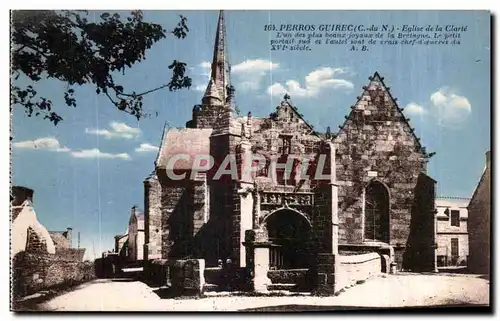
[11,10,490,260]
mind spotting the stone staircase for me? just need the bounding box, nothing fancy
[267,283,298,292]
[202,267,311,295]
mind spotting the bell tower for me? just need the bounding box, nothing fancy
[192,10,235,129]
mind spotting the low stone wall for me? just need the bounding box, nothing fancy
[204,266,251,291]
[204,267,222,285]
[336,252,382,291]
[12,251,95,298]
[144,259,170,287]
[267,268,311,291]
[54,248,86,262]
[169,259,205,295]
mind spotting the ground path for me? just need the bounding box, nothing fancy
[37,273,489,311]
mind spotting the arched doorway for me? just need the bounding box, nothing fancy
[364,181,390,242]
[265,209,311,269]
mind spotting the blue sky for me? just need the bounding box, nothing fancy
[11,10,490,260]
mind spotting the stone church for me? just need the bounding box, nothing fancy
[143,11,437,277]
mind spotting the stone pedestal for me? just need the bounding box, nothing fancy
[311,142,341,296]
[312,253,339,296]
[169,259,205,295]
[243,229,272,293]
[379,244,396,274]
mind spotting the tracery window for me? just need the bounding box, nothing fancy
[364,181,390,242]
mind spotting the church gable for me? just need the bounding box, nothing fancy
[332,72,434,245]
[335,72,425,155]
[249,98,321,159]
[270,97,316,134]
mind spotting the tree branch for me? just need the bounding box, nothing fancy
[115,83,169,98]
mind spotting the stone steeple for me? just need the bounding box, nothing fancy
[202,10,230,105]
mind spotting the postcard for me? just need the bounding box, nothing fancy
[10,9,491,312]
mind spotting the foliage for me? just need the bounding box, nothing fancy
[11,10,191,125]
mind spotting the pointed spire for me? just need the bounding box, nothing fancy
[202,79,222,105]
[204,10,230,103]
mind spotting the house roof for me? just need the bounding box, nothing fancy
[49,231,70,248]
[156,127,213,171]
[115,233,128,241]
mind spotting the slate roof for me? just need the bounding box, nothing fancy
[156,127,213,171]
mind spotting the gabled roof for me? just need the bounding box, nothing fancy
[156,127,213,171]
[49,231,70,248]
[335,71,425,153]
[115,233,128,241]
[270,98,321,138]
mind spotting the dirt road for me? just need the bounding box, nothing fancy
[36,273,489,311]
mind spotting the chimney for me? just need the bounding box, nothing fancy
[11,186,34,206]
[66,227,73,248]
[486,150,491,168]
[131,205,136,218]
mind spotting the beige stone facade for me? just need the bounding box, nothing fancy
[435,197,469,267]
[127,206,145,261]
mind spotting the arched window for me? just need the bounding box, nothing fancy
[364,181,390,242]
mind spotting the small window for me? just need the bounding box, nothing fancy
[276,158,298,186]
[450,210,460,227]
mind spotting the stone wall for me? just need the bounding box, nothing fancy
[192,104,225,129]
[145,259,170,287]
[158,177,220,265]
[468,152,491,275]
[208,131,241,265]
[160,184,193,259]
[12,251,95,298]
[54,248,86,262]
[336,252,382,291]
[144,173,162,261]
[402,173,437,271]
[192,174,209,236]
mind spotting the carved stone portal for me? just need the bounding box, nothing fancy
[260,192,313,207]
